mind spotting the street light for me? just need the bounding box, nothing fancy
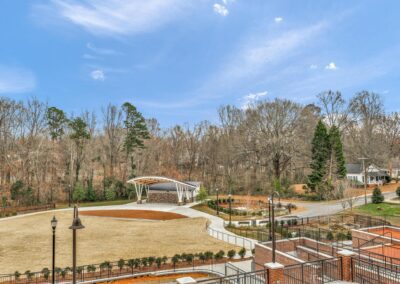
[216,188,219,216]
[51,216,58,284]
[228,193,232,226]
[269,191,280,263]
[69,205,85,284]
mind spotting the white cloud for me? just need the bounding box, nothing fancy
[90,69,105,80]
[86,43,119,55]
[325,62,337,70]
[0,66,36,94]
[310,64,318,69]
[274,17,283,23]
[241,91,268,109]
[83,53,97,60]
[39,0,190,36]
[213,3,229,16]
[222,0,235,4]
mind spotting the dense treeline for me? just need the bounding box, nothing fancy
[0,90,399,204]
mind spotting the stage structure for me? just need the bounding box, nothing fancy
[127,176,200,204]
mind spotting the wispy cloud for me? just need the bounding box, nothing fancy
[310,64,318,69]
[241,91,268,109]
[38,0,191,36]
[325,62,337,70]
[90,69,105,80]
[211,21,328,90]
[213,3,229,16]
[86,43,119,55]
[0,66,36,94]
[274,17,283,23]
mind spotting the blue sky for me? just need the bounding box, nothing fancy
[1,0,400,127]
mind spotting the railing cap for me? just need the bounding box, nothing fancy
[265,262,284,269]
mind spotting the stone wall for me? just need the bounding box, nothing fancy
[147,191,178,204]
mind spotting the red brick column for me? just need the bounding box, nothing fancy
[265,262,284,284]
[337,250,356,282]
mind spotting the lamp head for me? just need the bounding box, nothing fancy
[51,216,58,230]
[69,217,85,230]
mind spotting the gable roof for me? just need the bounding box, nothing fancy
[346,163,363,174]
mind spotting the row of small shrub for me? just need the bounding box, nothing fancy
[0,211,17,218]
[14,249,248,280]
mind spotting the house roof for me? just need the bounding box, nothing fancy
[346,164,363,174]
[346,163,389,177]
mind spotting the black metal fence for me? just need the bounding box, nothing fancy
[352,257,400,283]
[0,255,231,284]
[198,269,267,284]
[283,258,342,284]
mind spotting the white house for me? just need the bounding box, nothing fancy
[346,163,389,185]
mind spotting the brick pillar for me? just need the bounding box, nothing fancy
[265,262,284,284]
[337,250,356,282]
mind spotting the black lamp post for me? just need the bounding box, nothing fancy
[216,188,219,216]
[228,193,232,226]
[51,216,58,284]
[69,206,85,284]
[68,184,72,208]
[269,191,280,263]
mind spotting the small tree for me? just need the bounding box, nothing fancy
[396,187,400,198]
[227,249,236,259]
[14,271,21,280]
[126,259,135,273]
[24,271,34,280]
[105,186,116,201]
[72,182,85,203]
[117,259,125,271]
[155,257,163,268]
[372,187,384,204]
[41,268,50,280]
[238,248,246,259]
[196,186,208,203]
[87,265,96,273]
[172,255,180,268]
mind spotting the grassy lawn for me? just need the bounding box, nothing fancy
[56,199,133,209]
[354,202,400,225]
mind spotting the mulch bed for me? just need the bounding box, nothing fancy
[80,210,187,220]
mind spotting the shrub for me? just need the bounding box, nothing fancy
[155,257,163,268]
[72,182,85,203]
[126,259,135,272]
[41,268,50,280]
[326,231,334,241]
[196,186,208,203]
[204,251,214,261]
[227,249,236,259]
[87,265,96,273]
[346,231,352,240]
[105,186,116,201]
[77,266,84,274]
[336,232,347,241]
[117,259,125,271]
[396,187,400,198]
[172,255,180,266]
[372,187,384,204]
[185,254,194,264]
[198,252,206,262]
[162,256,168,264]
[238,248,246,259]
[14,271,21,280]
[148,256,156,266]
[24,271,34,280]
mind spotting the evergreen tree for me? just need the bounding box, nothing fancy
[329,125,347,178]
[308,120,330,191]
[372,187,384,204]
[46,107,68,141]
[122,102,150,178]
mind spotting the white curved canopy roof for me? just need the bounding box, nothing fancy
[127,176,198,190]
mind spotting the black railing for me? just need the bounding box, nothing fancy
[198,269,268,284]
[352,257,400,283]
[0,256,231,284]
[283,258,342,284]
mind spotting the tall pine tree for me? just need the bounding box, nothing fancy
[329,125,347,178]
[308,120,330,191]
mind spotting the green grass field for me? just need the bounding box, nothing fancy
[354,202,400,225]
